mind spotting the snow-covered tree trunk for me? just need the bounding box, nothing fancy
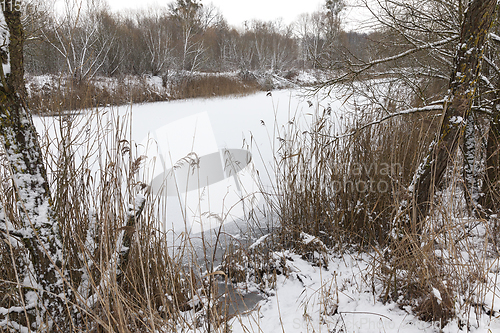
[462,109,484,216]
[411,0,496,231]
[481,101,500,213]
[0,6,70,331]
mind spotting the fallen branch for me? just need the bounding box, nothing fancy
[86,193,147,308]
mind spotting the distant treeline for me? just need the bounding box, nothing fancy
[23,0,369,81]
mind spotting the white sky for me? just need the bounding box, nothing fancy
[104,0,365,29]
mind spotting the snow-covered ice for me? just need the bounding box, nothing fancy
[33,89,343,237]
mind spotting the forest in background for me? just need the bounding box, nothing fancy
[23,0,368,80]
[20,0,374,112]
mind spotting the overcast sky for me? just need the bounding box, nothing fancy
[103,0,369,30]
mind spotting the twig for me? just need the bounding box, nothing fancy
[320,36,458,87]
[340,310,393,321]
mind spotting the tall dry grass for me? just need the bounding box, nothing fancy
[3,75,499,331]
[27,76,170,114]
[266,85,500,326]
[269,96,441,251]
[0,94,262,332]
[170,74,261,100]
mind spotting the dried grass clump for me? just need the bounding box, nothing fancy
[27,75,170,114]
[170,74,261,100]
[267,85,500,326]
[27,73,262,115]
[0,102,250,331]
[271,99,441,252]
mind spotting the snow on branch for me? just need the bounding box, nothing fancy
[369,69,449,81]
[85,193,146,309]
[0,303,36,316]
[484,56,500,77]
[490,32,500,44]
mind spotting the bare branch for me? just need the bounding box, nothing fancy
[325,103,443,141]
[321,36,458,87]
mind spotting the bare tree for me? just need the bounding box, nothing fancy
[170,0,206,71]
[295,12,326,69]
[249,20,297,72]
[42,0,116,82]
[138,7,174,76]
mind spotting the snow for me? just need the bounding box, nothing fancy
[248,233,271,250]
[229,252,426,333]
[222,250,500,333]
[449,115,464,124]
[33,89,344,238]
[432,287,442,304]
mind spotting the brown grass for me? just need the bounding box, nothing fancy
[269,98,441,252]
[0,101,258,331]
[265,83,498,325]
[27,76,170,114]
[2,72,498,330]
[170,74,261,100]
[26,73,262,115]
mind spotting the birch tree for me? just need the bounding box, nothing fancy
[170,0,206,71]
[138,8,174,76]
[42,0,116,83]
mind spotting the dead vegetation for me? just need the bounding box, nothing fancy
[2,78,500,331]
[263,75,500,327]
[26,72,275,115]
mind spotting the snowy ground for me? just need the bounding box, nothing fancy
[231,251,424,333]
[226,249,500,333]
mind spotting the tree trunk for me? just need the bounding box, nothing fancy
[481,102,500,213]
[411,0,497,232]
[0,7,70,331]
[462,109,484,216]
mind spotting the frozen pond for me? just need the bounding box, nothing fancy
[33,88,343,313]
[34,89,344,250]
